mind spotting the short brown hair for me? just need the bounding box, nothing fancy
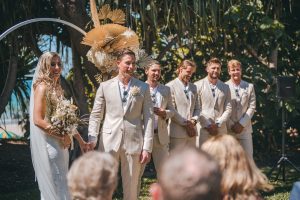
[176,59,197,74]
[115,49,135,61]
[206,57,221,68]
[227,59,241,70]
[144,60,160,70]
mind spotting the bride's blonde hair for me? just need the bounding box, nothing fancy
[33,52,63,89]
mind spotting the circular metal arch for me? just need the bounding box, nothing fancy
[0,18,86,116]
[0,18,86,41]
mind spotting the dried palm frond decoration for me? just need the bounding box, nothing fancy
[82,0,154,79]
[136,49,155,69]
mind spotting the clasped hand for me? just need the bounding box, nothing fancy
[231,122,243,134]
[206,122,218,136]
[186,119,197,137]
[154,107,166,119]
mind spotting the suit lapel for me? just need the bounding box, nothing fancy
[111,77,123,110]
[124,77,136,114]
[188,82,193,108]
[204,78,215,104]
[214,80,222,105]
[174,78,189,105]
[157,83,164,108]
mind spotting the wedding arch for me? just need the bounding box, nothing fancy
[0,18,86,116]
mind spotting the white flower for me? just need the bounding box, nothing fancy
[130,86,140,96]
[122,29,135,38]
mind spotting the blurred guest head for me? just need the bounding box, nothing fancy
[201,134,273,200]
[67,151,118,200]
[150,147,222,200]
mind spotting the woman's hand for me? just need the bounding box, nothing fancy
[62,135,71,149]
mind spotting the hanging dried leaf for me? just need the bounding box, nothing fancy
[110,31,139,51]
[102,24,127,37]
[81,26,113,49]
[108,9,126,24]
[98,4,111,20]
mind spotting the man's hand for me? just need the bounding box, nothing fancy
[79,141,90,153]
[231,122,244,134]
[140,150,151,164]
[154,107,166,119]
[87,141,97,151]
[206,123,218,136]
[186,120,196,137]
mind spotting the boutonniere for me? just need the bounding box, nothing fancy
[130,86,141,96]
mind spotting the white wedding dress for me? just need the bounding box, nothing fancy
[29,65,70,200]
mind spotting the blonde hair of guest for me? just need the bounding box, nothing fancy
[201,134,273,200]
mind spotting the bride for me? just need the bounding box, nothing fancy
[29,52,88,200]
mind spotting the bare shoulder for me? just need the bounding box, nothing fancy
[34,82,47,95]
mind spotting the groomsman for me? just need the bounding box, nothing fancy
[195,58,231,146]
[166,60,200,150]
[144,60,175,178]
[226,59,256,158]
[88,49,154,200]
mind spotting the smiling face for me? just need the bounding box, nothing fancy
[227,60,242,84]
[228,65,242,83]
[117,54,136,79]
[49,56,62,80]
[146,63,161,83]
[206,62,221,80]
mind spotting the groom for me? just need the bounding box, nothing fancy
[88,49,154,200]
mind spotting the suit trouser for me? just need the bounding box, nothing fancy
[236,133,253,159]
[199,130,225,147]
[151,134,169,178]
[110,145,142,200]
[227,130,254,159]
[138,134,169,194]
[169,136,196,150]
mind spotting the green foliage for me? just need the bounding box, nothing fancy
[1,0,299,155]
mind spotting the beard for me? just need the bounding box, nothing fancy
[183,75,191,82]
[152,75,160,82]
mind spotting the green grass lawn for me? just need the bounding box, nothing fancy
[1,140,300,200]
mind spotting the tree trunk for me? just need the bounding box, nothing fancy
[0,55,18,116]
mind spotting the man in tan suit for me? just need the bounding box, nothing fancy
[195,58,231,146]
[226,59,256,158]
[145,60,175,178]
[166,60,200,150]
[88,49,154,200]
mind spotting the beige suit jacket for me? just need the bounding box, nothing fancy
[195,77,232,134]
[166,78,200,138]
[226,80,256,139]
[88,77,154,154]
[155,83,175,145]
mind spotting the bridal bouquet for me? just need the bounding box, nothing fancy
[50,98,81,137]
